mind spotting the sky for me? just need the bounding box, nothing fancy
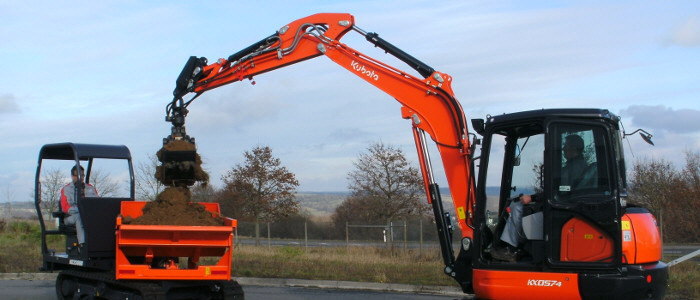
[1,0,699,202]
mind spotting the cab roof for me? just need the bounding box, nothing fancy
[485,108,620,127]
[38,143,131,161]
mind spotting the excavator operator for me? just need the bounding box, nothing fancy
[560,135,587,190]
[491,134,585,262]
[60,165,99,250]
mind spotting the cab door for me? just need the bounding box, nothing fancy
[546,121,621,266]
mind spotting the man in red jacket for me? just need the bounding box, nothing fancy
[60,165,98,248]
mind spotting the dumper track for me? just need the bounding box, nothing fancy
[56,269,244,299]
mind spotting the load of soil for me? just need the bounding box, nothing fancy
[155,140,209,187]
[124,139,222,226]
[123,187,224,226]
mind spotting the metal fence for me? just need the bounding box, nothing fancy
[234,218,463,253]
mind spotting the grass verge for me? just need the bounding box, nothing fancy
[232,244,455,286]
[0,220,63,272]
[665,256,700,300]
[0,220,696,299]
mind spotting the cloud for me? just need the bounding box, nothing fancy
[668,16,700,47]
[0,94,19,114]
[327,128,371,141]
[620,105,700,134]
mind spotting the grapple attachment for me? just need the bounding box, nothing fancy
[156,140,207,187]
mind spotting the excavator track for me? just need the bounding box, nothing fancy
[56,269,244,300]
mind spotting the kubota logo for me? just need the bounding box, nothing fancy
[527,279,562,287]
[351,60,379,81]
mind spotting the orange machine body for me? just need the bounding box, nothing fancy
[473,269,581,300]
[115,201,236,280]
[560,212,662,264]
[560,217,613,262]
[621,212,662,264]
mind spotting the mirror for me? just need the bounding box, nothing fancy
[624,128,654,146]
[639,132,654,146]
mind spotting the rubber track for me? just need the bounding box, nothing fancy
[57,269,244,299]
[58,269,164,299]
[220,280,245,300]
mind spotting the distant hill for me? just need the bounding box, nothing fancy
[295,192,349,216]
[1,187,502,219]
[439,186,500,196]
[294,187,501,217]
[0,201,37,219]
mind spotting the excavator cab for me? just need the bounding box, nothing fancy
[471,109,667,299]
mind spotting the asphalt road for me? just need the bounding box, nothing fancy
[0,280,463,300]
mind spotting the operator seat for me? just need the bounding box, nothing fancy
[53,202,76,235]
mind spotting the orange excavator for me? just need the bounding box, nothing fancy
[162,13,667,299]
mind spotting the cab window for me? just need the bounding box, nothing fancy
[509,133,545,199]
[551,123,612,202]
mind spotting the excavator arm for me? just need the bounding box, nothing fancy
[166,13,476,291]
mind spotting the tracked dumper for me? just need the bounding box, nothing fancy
[35,143,243,299]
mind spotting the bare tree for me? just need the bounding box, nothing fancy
[628,151,700,243]
[218,146,299,245]
[333,142,427,233]
[628,158,675,217]
[191,184,215,202]
[39,168,67,219]
[89,169,121,197]
[135,154,164,201]
[674,151,700,242]
[532,162,545,194]
[3,184,15,219]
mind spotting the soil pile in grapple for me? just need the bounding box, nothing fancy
[155,140,209,187]
[123,187,223,226]
[124,140,223,226]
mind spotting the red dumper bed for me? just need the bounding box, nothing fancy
[115,201,236,280]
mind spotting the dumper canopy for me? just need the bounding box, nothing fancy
[38,142,132,160]
[36,142,136,267]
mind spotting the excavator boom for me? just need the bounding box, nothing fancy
[167,12,476,290]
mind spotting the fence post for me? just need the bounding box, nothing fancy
[389,220,394,252]
[419,218,423,256]
[304,220,308,251]
[659,207,664,242]
[234,226,239,249]
[345,222,349,250]
[267,222,271,248]
[403,219,407,251]
[255,221,260,246]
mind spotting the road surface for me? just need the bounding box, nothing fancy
[0,280,465,300]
